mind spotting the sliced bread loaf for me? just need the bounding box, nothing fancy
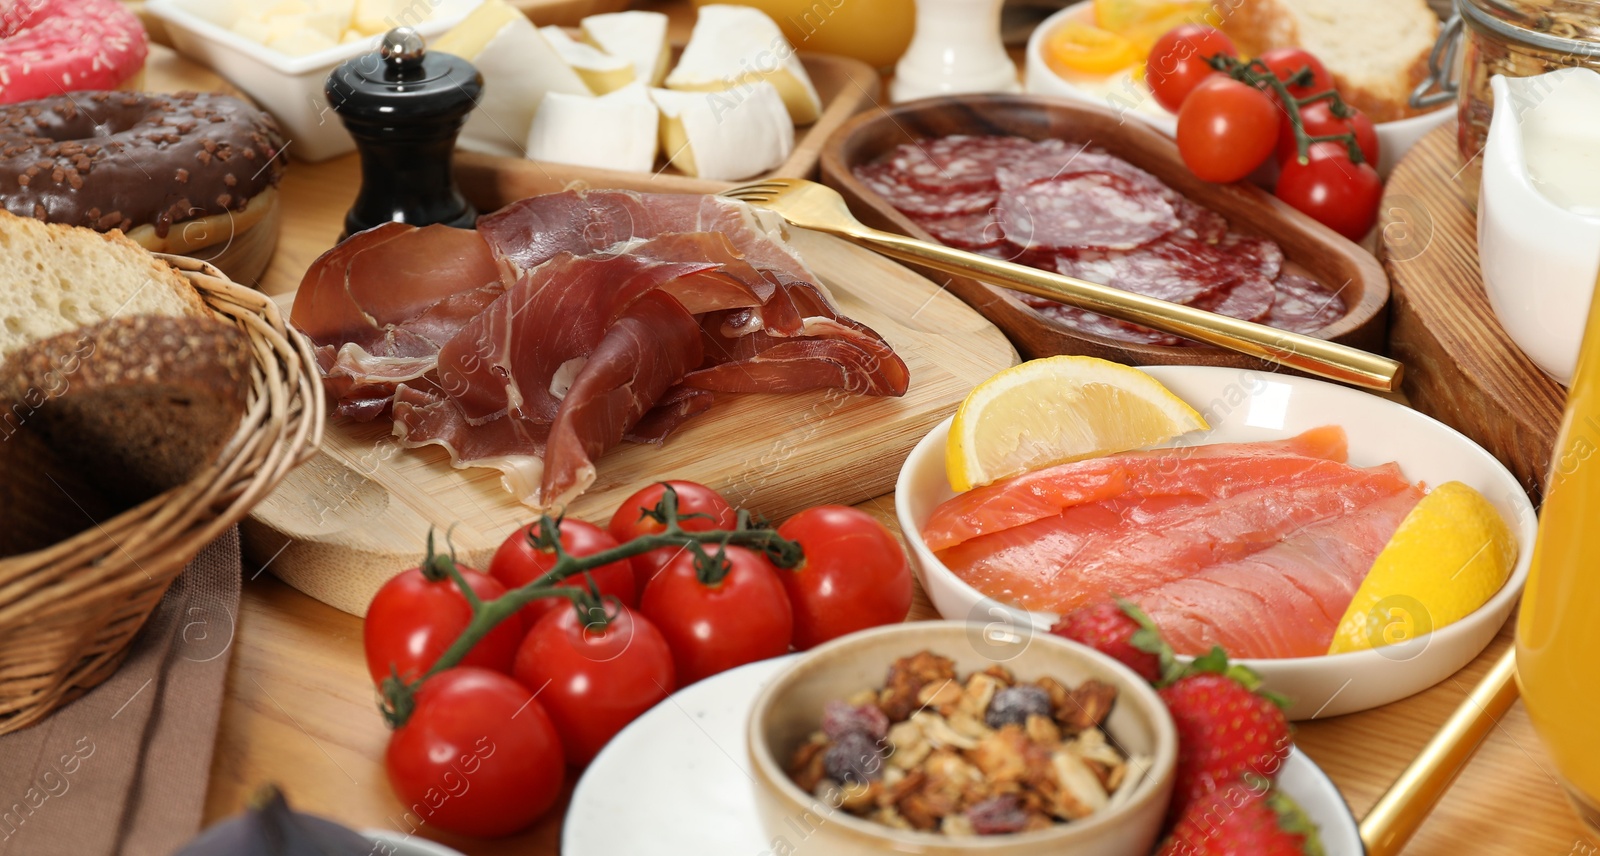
[1220,0,1440,122]
[0,209,208,362]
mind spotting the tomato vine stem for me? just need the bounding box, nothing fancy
[1207,55,1366,166]
[377,485,803,728]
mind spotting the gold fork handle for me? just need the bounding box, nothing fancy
[833,224,1402,392]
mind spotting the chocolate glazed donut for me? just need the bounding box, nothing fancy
[0,91,286,274]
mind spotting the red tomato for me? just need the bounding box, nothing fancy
[640,544,793,685]
[1176,76,1279,183]
[364,560,523,685]
[385,668,564,838]
[776,506,913,650]
[513,599,675,766]
[1258,47,1333,99]
[1275,141,1383,241]
[608,481,737,590]
[1146,25,1238,113]
[489,518,636,629]
[1275,100,1379,168]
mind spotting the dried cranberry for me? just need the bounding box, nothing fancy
[968,794,1029,835]
[985,684,1051,728]
[823,732,883,785]
[822,700,890,742]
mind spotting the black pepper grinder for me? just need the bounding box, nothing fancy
[326,27,482,240]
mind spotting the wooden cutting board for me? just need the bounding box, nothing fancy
[1379,121,1563,501]
[245,229,1018,616]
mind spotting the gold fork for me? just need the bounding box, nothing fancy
[719,178,1401,392]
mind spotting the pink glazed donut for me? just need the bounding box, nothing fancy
[0,0,148,104]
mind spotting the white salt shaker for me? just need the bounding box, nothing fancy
[891,0,1020,103]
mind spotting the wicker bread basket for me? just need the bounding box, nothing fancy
[0,254,324,735]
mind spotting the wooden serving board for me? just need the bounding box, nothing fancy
[1379,121,1564,500]
[245,228,1018,616]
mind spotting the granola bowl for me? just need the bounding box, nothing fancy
[746,621,1176,856]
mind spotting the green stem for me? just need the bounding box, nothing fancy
[378,490,803,727]
[1209,54,1367,167]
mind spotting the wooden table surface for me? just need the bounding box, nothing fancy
[151,8,1595,855]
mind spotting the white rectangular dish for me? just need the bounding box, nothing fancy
[147,0,484,162]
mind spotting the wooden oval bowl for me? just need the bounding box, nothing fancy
[819,93,1390,368]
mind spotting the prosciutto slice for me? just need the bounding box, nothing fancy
[690,280,910,396]
[289,222,509,419]
[478,190,822,305]
[294,190,911,509]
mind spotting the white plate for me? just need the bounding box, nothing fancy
[563,654,1362,855]
[896,365,1538,720]
[362,830,468,855]
[1021,1,1453,178]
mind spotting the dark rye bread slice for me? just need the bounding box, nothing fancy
[0,315,252,549]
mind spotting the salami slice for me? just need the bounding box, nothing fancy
[854,161,996,218]
[1191,274,1274,322]
[912,210,1003,249]
[1052,233,1269,305]
[999,172,1180,251]
[1266,273,1347,334]
[896,135,1043,195]
[1021,297,1184,346]
[997,147,1167,198]
[1173,198,1229,244]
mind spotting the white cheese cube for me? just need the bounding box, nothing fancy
[651,80,794,181]
[580,11,671,88]
[527,83,660,173]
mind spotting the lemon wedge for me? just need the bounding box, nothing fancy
[945,356,1208,492]
[1328,481,1517,654]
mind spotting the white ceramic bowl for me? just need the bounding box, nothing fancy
[895,365,1537,720]
[1479,69,1600,386]
[747,621,1176,856]
[1023,2,1452,178]
[147,0,483,162]
[363,830,467,855]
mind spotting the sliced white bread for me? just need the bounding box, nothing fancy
[0,209,208,361]
[1220,0,1440,122]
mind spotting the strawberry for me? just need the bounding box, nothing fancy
[1157,782,1324,856]
[1048,598,1170,684]
[1158,648,1293,822]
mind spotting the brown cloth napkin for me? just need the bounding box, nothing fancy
[0,527,243,856]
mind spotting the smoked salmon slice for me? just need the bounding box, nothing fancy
[923,425,1351,552]
[936,458,1414,615]
[1130,487,1424,658]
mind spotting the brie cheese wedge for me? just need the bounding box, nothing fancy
[664,4,822,126]
[651,81,794,181]
[434,0,592,158]
[527,83,660,173]
[579,11,672,88]
[541,25,635,96]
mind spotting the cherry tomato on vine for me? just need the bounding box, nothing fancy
[1146,24,1238,114]
[1275,141,1383,241]
[489,518,636,629]
[1176,76,1279,183]
[513,599,675,766]
[1258,47,1334,100]
[640,544,792,685]
[608,481,738,591]
[385,668,564,838]
[776,506,913,650]
[1275,100,1379,169]
[363,551,524,685]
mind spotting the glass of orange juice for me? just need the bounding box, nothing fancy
[1516,270,1600,837]
[691,0,917,70]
